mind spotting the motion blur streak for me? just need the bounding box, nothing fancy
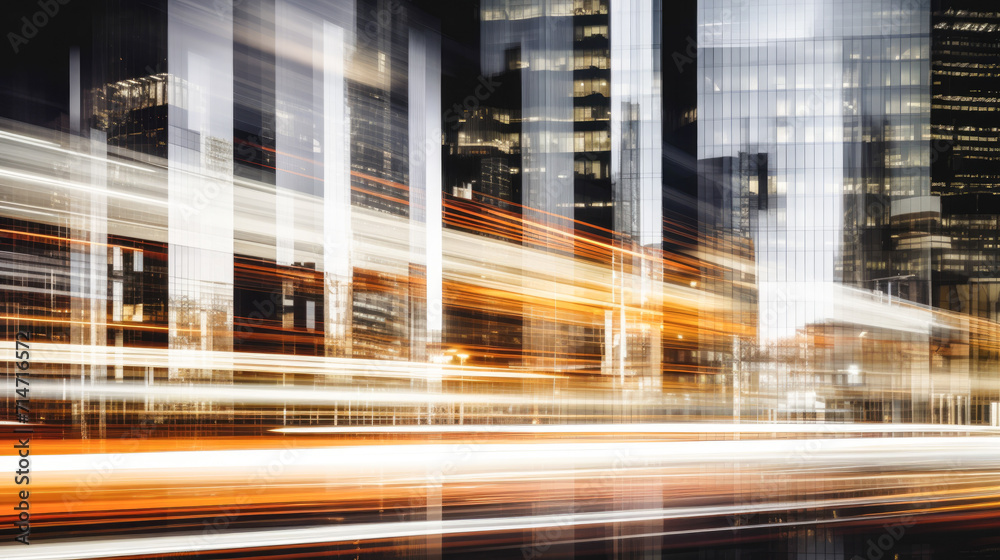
[269,422,1000,434]
[1,432,999,559]
[3,97,1000,559]
[2,0,1000,556]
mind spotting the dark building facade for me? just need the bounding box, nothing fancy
[930,0,1000,320]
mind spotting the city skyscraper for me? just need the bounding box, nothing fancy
[697,0,956,425]
[441,0,665,386]
[2,1,1000,558]
[930,0,1000,320]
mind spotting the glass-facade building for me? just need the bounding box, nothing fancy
[1,0,997,434]
[2,1,1000,558]
[931,0,1000,319]
[697,1,992,422]
[0,0,996,437]
[699,0,932,332]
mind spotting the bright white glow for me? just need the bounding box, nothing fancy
[270,422,1000,435]
[1,435,998,559]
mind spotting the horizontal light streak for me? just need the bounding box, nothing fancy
[23,343,554,380]
[272,422,1000,435]
[5,436,997,481]
[0,129,156,173]
[0,502,930,559]
[25,379,667,408]
[0,169,165,207]
[1,436,998,558]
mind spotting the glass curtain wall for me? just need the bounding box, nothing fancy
[698,0,933,421]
